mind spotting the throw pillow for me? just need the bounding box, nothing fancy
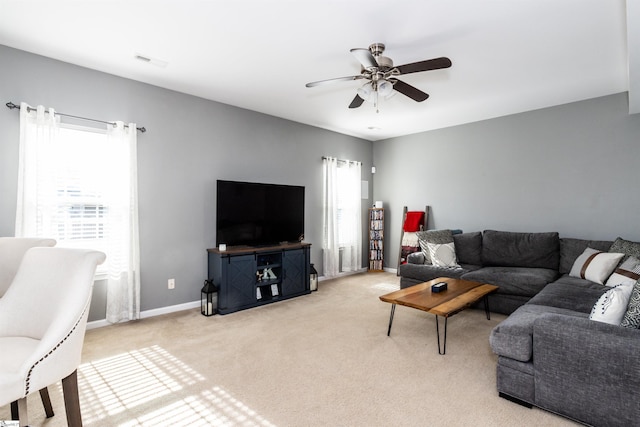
[605,256,640,287]
[609,237,640,263]
[416,229,454,265]
[569,247,624,284]
[589,282,634,325]
[427,242,460,268]
[621,280,640,329]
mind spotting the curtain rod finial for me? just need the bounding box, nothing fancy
[6,101,19,110]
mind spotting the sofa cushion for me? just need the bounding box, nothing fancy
[427,242,460,267]
[453,232,482,265]
[559,238,612,275]
[407,251,426,264]
[397,262,480,284]
[484,293,531,316]
[605,256,640,287]
[490,304,588,362]
[527,278,607,313]
[569,247,624,285]
[589,282,634,325]
[621,280,640,329]
[609,237,640,263]
[482,230,559,270]
[416,229,454,265]
[461,266,558,297]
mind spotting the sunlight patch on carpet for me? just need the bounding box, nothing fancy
[371,282,400,292]
[75,345,275,426]
[78,345,201,420]
[119,389,275,427]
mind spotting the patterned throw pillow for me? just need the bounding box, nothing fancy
[621,280,640,329]
[427,242,460,268]
[609,237,640,263]
[589,282,635,325]
[416,229,454,265]
[569,247,624,284]
[605,256,640,287]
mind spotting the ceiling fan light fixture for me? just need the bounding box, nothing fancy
[357,83,374,102]
[377,80,394,97]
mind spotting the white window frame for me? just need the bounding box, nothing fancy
[42,123,116,278]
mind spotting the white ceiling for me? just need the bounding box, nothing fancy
[0,0,635,141]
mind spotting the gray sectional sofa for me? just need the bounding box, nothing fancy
[400,230,564,314]
[398,230,640,426]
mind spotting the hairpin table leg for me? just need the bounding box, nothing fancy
[387,304,396,336]
[435,315,448,355]
[484,295,491,320]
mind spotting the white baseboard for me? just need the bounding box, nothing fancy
[87,300,201,330]
[318,267,368,281]
[86,319,111,330]
[87,267,383,330]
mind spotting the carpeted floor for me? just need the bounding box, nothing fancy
[1,272,579,426]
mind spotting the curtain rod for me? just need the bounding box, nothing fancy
[5,102,146,133]
[322,156,361,164]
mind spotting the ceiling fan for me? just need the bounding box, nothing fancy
[305,43,452,111]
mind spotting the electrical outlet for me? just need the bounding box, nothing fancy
[168,278,175,289]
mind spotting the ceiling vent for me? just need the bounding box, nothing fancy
[134,53,168,68]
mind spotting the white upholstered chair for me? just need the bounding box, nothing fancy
[0,237,58,419]
[0,237,56,297]
[0,247,106,427]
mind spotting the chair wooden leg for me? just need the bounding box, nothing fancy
[10,400,19,420]
[62,369,83,427]
[16,397,28,427]
[11,388,55,422]
[39,386,55,418]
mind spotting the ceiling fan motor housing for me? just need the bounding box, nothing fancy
[376,55,393,69]
[368,43,393,70]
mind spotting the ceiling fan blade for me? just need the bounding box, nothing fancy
[305,75,363,88]
[350,48,378,69]
[348,94,365,109]
[395,57,452,75]
[392,79,429,102]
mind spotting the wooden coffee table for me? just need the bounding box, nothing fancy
[379,278,498,354]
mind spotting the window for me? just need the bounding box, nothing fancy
[322,157,362,277]
[17,103,140,322]
[336,165,357,247]
[38,125,117,272]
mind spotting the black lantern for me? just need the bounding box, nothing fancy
[201,279,217,316]
[310,264,318,291]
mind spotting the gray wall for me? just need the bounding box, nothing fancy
[0,45,373,321]
[373,93,640,269]
[4,44,638,318]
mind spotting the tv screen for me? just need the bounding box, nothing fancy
[216,180,305,247]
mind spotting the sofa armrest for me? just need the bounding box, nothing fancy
[533,313,640,426]
[407,251,425,264]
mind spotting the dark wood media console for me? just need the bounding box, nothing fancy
[207,242,311,314]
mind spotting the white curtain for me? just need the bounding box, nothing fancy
[323,157,340,277]
[104,122,141,323]
[322,157,362,278]
[15,103,140,323]
[15,104,60,237]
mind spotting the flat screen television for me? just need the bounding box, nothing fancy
[216,180,305,247]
